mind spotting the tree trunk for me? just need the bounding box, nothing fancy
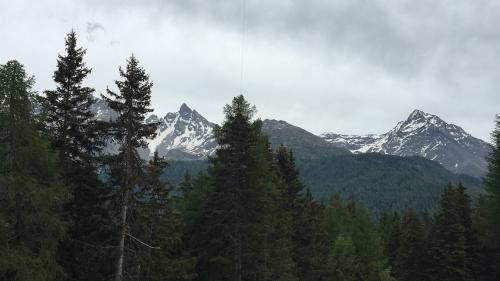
[115,147,132,281]
[115,187,129,281]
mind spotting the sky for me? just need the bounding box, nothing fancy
[1,0,499,141]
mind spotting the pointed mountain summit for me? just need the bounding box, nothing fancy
[146,103,216,160]
[92,100,216,160]
[321,109,492,177]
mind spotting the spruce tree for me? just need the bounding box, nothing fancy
[393,209,425,281]
[192,95,279,281]
[102,55,157,281]
[275,145,320,281]
[0,60,68,281]
[43,30,112,281]
[475,115,500,280]
[44,30,101,161]
[427,184,472,281]
[294,188,322,281]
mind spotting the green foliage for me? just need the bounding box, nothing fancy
[126,152,196,281]
[299,153,483,213]
[378,212,401,266]
[43,30,102,161]
[325,235,358,281]
[0,60,68,281]
[392,209,425,281]
[43,30,113,281]
[102,55,158,281]
[165,153,483,214]
[318,195,389,281]
[187,95,281,281]
[426,184,473,281]
[475,115,500,280]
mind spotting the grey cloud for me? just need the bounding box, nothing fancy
[81,0,500,75]
[86,21,104,42]
[2,0,499,141]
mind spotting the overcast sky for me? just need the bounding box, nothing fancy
[1,0,499,141]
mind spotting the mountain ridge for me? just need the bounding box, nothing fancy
[91,100,491,177]
[321,109,492,177]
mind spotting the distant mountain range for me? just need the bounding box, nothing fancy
[90,100,488,212]
[91,101,491,178]
[321,109,491,178]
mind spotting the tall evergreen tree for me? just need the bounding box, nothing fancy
[393,209,425,281]
[44,30,101,161]
[0,60,68,281]
[294,188,322,281]
[427,184,472,281]
[43,30,113,281]
[275,145,321,281]
[191,95,280,281]
[102,55,157,281]
[475,114,500,281]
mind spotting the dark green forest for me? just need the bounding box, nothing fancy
[1,31,500,281]
[164,155,483,214]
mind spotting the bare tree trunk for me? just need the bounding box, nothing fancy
[115,147,132,281]
[115,187,129,281]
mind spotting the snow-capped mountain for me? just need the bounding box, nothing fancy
[321,109,492,177]
[145,103,216,160]
[91,100,216,160]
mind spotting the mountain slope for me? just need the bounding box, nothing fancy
[321,110,491,177]
[261,119,350,159]
[298,153,482,213]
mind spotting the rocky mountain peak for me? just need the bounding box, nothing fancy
[179,103,192,115]
[321,110,491,177]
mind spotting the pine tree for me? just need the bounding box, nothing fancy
[43,30,113,281]
[427,184,472,281]
[102,55,157,281]
[0,60,68,281]
[475,114,500,281]
[294,188,322,281]
[192,95,279,281]
[275,145,321,281]
[393,209,425,281]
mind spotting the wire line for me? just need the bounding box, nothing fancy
[240,0,247,94]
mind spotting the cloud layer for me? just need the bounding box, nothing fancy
[1,0,499,141]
